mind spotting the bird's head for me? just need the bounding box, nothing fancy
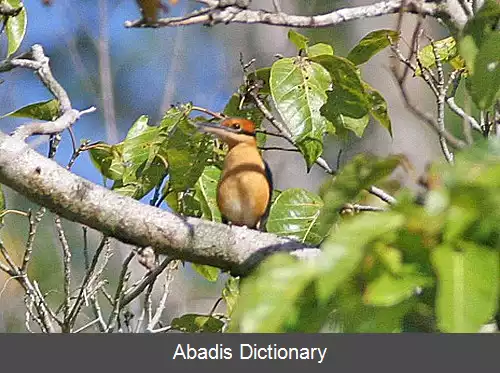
[195,117,257,149]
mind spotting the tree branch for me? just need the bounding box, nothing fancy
[0,45,96,140]
[124,0,471,31]
[0,131,318,276]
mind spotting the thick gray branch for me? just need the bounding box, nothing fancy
[0,131,318,276]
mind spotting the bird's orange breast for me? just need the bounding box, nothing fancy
[217,143,270,229]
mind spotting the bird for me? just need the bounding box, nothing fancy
[195,118,273,230]
[135,0,168,24]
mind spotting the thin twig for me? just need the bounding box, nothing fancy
[54,217,72,328]
[148,260,179,330]
[106,251,135,332]
[122,257,173,307]
[98,0,118,143]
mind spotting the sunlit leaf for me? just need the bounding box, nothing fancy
[193,166,221,222]
[467,32,500,109]
[347,30,399,66]
[2,99,59,121]
[270,57,331,167]
[288,29,309,51]
[307,43,334,58]
[5,0,27,57]
[364,83,392,136]
[266,188,324,244]
[432,242,499,332]
[415,37,465,76]
[88,143,125,181]
[364,265,433,306]
[191,263,220,282]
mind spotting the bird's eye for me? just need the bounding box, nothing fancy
[233,123,241,130]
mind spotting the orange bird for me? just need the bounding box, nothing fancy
[135,0,168,24]
[196,118,273,230]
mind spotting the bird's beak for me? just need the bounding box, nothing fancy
[194,121,237,133]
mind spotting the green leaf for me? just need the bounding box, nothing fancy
[166,117,213,192]
[347,30,399,66]
[364,265,433,306]
[467,32,500,109]
[415,37,465,76]
[318,154,402,236]
[270,57,332,167]
[459,0,500,74]
[222,276,240,316]
[364,84,392,136]
[266,188,324,245]
[192,166,221,222]
[313,55,371,137]
[88,143,125,181]
[229,253,316,332]
[0,184,5,211]
[334,281,414,332]
[2,99,59,121]
[288,30,309,51]
[5,0,27,57]
[317,213,405,303]
[307,43,334,58]
[121,116,163,185]
[432,242,499,332]
[191,263,220,282]
[313,55,369,118]
[171,314,224,333]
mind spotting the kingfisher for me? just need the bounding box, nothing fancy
[196,118,273,230]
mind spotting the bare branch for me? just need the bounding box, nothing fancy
[125,0,440,29]
[0,45,96,140]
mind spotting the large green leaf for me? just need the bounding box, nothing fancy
[347,30,399,66]
[334,280,415,332]
[288,29,309,51]
[312,55,371,137]
[467,32,500,109]
[5,0,27,57]
[193,166,221,222]
[317,213,405,303]
[307,43,334,58]
[121,115,164,185]
[229,253,316,332]
[270,56,332,167]
[2,99,59,121]
[432,242,499,332]
[165,117,213,192]
[459,0,500,75]
[364,265,433,307]
[266,188,324,245]
[364,83,392,136]
[88,143,125,181]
